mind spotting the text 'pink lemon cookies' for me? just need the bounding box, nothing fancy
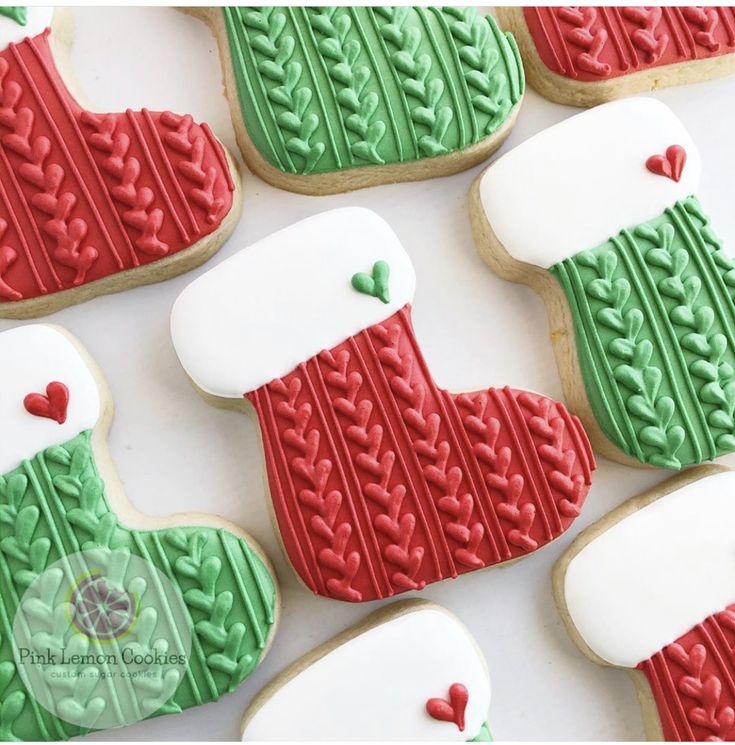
[555,466,735,742]
[241,601,492,741]
[186,7,524,195]
[472,97,735,471]
[0,8,241,319]
[497,7,735,106]
[171,207,595,603]
[0,325,278,741]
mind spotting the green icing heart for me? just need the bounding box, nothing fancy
[470,721,493,741]
[0,432,277,741]
[222,7,524,176]
[352,260,390,304]
[0,7,27,26]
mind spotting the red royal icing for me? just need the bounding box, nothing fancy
[24,381,69,424]
[523,7,735,81]
[426,683,469,732]
[246,305,596,602]
[0,29,234,307]
[646,145,687,183]
[638,604,735,741]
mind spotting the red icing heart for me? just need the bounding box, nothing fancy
[426,683,468,731]
[646,145,687,182]
[24,382,69,424]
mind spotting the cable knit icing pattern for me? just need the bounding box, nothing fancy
[221,6,524,175]
[170,208,595,603]
[523,7,735,81]
[552,198,735,470]
[248,308,594,601]
[0,24,235,311]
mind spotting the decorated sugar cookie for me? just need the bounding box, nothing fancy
[0,325,278,741]
[187,7,524,194]
[0,8,240,319]
[555,466,735,741]
[171,207,595,603]
[241,601,492,741]
[498,7,735,106]
[472,97,735,471]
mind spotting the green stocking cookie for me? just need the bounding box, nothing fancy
[474,98,735,470]
[190,7,525,194]
[0,324,279,740]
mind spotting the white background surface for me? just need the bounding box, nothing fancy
[3,6,735,741]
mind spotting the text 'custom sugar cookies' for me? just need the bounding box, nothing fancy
[0,8,241,319]
[0,325,278,741]
[472,97,735,471]
[555,467,735,742]
[497,7,735,106]
[241,601,492,741]
[171,207,595,603]
[186,7,525,194]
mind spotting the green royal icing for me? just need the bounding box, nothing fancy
[222,7,524,175]
[552,196,735,470]
[351,260,390,303]
[470,721,493,741]
[0,431,277,741]
[0,7,27,26]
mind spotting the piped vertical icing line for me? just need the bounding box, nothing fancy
[171,208,594,601]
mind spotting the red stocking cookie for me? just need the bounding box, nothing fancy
[556,466,735,741]
[0,8,240,318]
[498,7,735,106]
[171,207,596,603]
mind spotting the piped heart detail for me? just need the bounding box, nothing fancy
[646,145,687,183]
[351,260,391,304]
[24,382,69,424]
[426,682,469,731]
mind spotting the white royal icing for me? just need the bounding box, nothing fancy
[479,98,702,269]
[0,325,101,475]
[171,207,417,397]
[242,607,491,741]
[564,471,735,669]
[0,7,53,50]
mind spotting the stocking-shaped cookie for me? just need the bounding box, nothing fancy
[171,207,595,603]
[474,97,735,470]
[0,325,278,741]
[187,7,525,194]
[497,7,735,106]
[556,466,735,741]
[242,601,492,741]
[0,8,239,319]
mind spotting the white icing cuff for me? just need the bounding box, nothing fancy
[479,98,702,269]
[242,607,491,741]
[564,471,735,668]
[171,207,416,397]
[0,325,101,475]
[0,7,53,49]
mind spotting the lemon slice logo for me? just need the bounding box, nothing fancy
[69,572,138,641]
